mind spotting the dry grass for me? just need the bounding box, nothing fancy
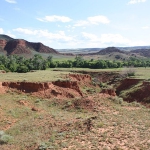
[1,67,150,82]
[0,92,150,150]
[0,69,71,82]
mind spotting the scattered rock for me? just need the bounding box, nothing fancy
[31,107,38,111]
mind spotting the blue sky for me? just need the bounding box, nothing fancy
[0,0,150,49]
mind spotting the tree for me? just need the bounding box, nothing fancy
[17,65,29,73]
[73,56,84,67]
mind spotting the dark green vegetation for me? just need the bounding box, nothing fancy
[0,54,150,73]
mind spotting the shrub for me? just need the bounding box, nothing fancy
[0,131,13,144]
[131,101,141,107]
[121,67,136,77]
[109,96,124,104]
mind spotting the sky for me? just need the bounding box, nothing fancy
[0,0,150,49]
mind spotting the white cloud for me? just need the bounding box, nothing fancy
[100,34,130,44]
[13,28,73,42]
[74,20,89,27]
[13,28,38,35]
[6,31,16,38]
[88,15,110,24]
[74,15,110,27]
[37,15,72,23]
[0,28,15,38]
[5,0,17,4]
[81,32,133,47]
[128,0,146,4]
[12,28,149,48]
[81,32,150,48]
[142,26,150,29]
[0,28,4,34]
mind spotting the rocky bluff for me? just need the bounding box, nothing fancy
[0,34,58,55]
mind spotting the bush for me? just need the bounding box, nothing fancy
[109,96,124,104]
[131,101,141,107]
[0,131,13,144]
[17,65,29,73]
[121,67,135,77]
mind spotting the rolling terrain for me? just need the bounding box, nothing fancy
[0,34,59,57]
[0,34,150,149]
[0,68,150,149]
[1,34,150,61]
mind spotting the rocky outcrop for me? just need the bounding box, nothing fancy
[28,42,58,54]
[4,40,31,55]
[0,34,58,55]
[4,39,58,55]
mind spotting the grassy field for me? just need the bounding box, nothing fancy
[0,67,150,82]
[0,69,71,82]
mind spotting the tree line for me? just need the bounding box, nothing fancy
[0,54,149,73]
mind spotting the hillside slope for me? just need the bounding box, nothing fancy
[0,34,58,55]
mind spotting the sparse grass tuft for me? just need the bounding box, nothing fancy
[0,131,13,144]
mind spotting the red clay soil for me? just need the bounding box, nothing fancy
[1,81,82,99]
[0,70,6,73]
[125,81,150,104]
[73,71,120,83]
[116,78,143,95]
[116,78,150,105]
[101,88,116,96]
[0,82,6,93]
[68,74,92,82]
[68,73,93,88]
[1,74,93,99]
[52,80,83,96]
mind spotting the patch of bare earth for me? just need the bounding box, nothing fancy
[0,73,149,150]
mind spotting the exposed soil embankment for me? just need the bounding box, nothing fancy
[1,81,82,98]
[116,78,143,95]
[101,88,116,96]
[126,81,150,104]
[70,70,120,83]
[68,73,92,86]
[52,80,83,96]
[116,78,150,105]
[0,74,93,99]
[2,82,48,93]
[0,82,6,93]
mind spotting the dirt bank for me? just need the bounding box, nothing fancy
[0,74,94,99]
[116,78,143,95]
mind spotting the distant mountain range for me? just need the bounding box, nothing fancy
[0,34,58,56]
[1,34,150,59]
